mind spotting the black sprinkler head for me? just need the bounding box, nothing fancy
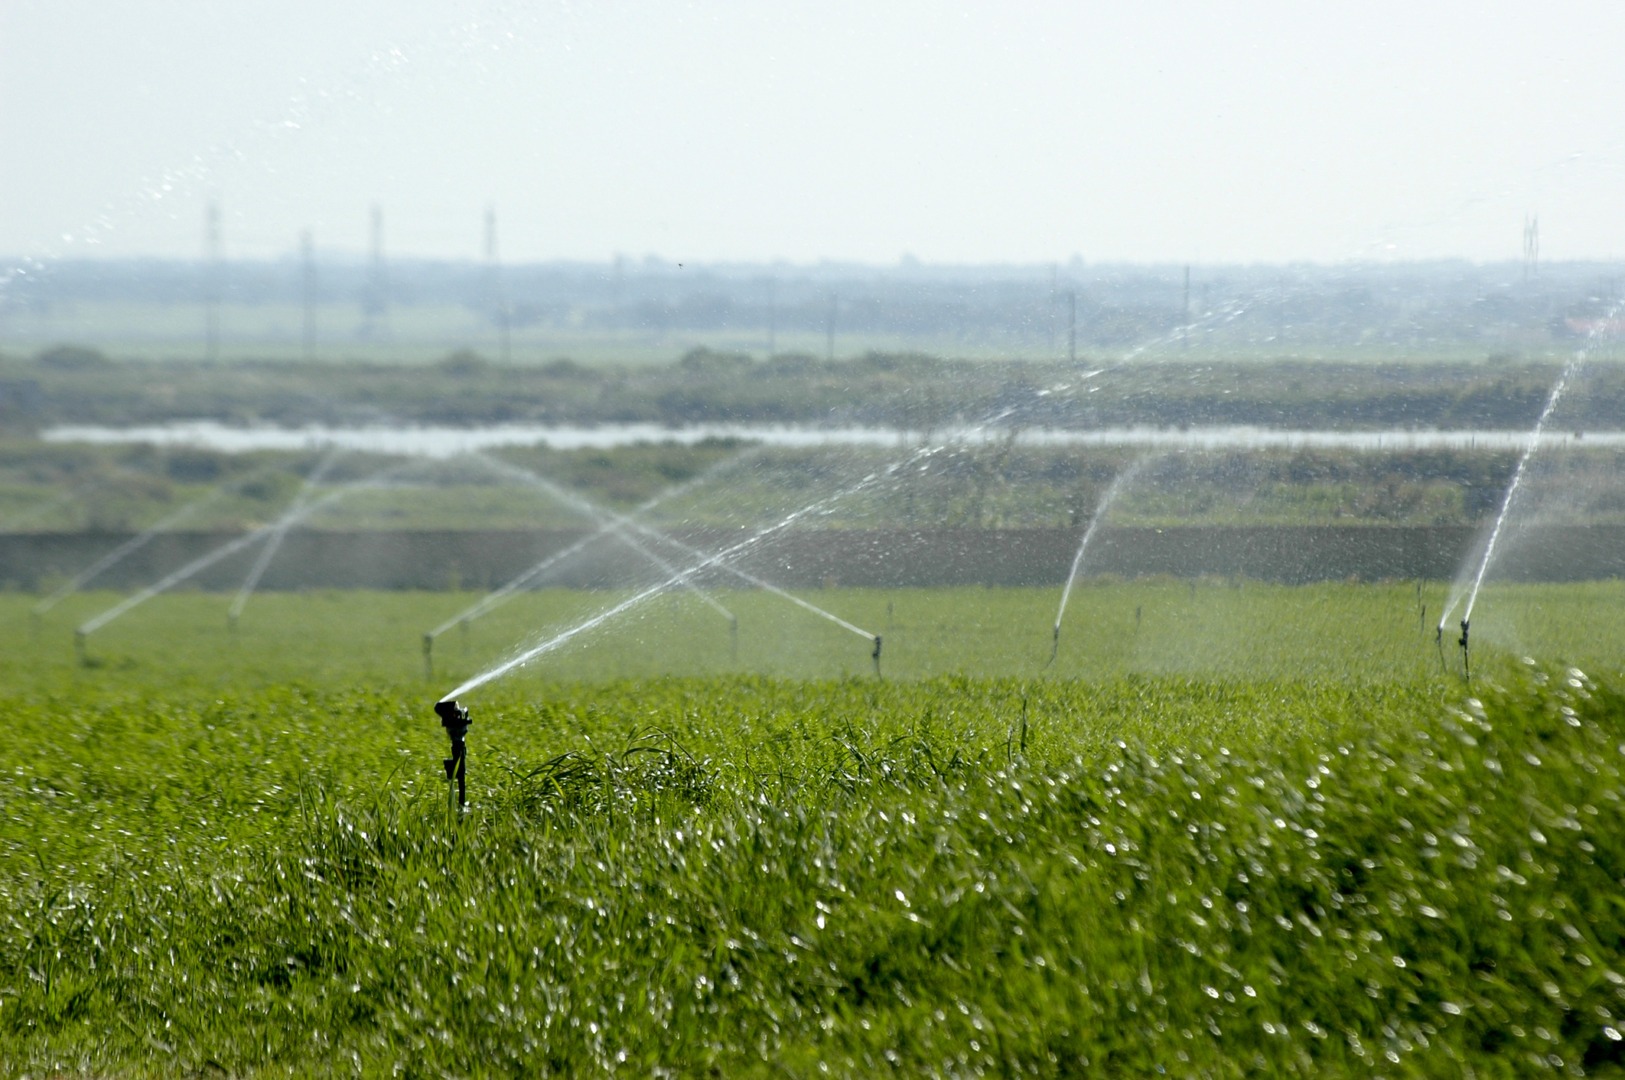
[436,699,471,809]
[436,697,468,728]
[1458,619,1470,650]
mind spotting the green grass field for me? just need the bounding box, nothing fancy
[3,582,1624,1075]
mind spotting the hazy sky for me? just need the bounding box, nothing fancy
[3,1,1623,266]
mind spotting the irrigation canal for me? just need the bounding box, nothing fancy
[4,524,1623,592]
[42,422,1625,457]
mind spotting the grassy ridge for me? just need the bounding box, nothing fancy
[1,587,1622,1074]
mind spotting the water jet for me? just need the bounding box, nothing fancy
[227,447,341,626]
[437,446,931,701]
[75,458,424,641]
[1050,459,1145,666]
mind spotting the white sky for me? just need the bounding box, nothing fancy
[2,1,1622,266]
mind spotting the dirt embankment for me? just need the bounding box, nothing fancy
[3,524,1620,592]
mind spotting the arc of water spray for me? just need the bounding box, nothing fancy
[34,465,280,616]
[76,458,426,638]
[474,452,875,641]
[439,447,927,701]
[467,452,737,622]
[227,447,343,625]
[642,527,874,640]
[424,447,758,642]
[1453,359,1580,628]
[1436,302,1621,646]
[1048,458,1146,666]
[604,529,736,622]
[456,452,876,661]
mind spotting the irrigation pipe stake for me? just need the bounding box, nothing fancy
[1458,618,1471,682]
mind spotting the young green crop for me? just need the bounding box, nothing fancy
[1,586,1622,1074]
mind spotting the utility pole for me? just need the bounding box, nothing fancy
[1523,215,1539,283]
[364,203,387,332]
[203,200,222,362]
[612,253,626,333]
[765,276,778,357]
[1048,263,1058,358]
[826,292,838,362]
[1182,264,1191,349]
[1068,290,1077,364]
[485,205,510,362]
[300,230,316,362]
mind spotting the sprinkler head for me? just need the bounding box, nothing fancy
[436,697,470,730]
[871,634,883,676]
[435,699,471,809]
[1458,618,1470,651]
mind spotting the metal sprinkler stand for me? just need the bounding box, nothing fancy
[1046,625,1061,668]
[435,699,471,811]
[1458,618,1471,681]
[422,633,434,679]
[872,634,883,677]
